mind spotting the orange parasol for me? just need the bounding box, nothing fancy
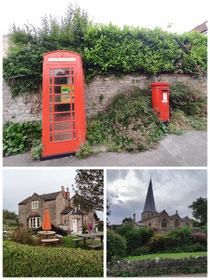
[42,209,51,231]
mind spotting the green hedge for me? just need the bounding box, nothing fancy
[3,4,207,96]
[3,241,103,277]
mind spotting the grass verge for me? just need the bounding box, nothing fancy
[124,251,207,261]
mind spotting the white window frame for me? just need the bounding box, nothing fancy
[29,217,41,228]
[31,201,38,209]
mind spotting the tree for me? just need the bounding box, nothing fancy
[122,217,133,225]
[189,197,207,225]
[73,169,103,212]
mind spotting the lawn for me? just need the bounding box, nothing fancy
[61,235,102,250]
[125,251,207,261]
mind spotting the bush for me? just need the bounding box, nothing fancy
[82,224,88,233]
[149,234,167,252]
[116,223,135,237]
[192,232,207,245]
[130,246,151,256]
[3,121,42,157]
[87,88,167,152]
[3,8,207,97]
[169,82,207,116]
[182,243,207,252]
[166,227,193,247]
[138,227,154,245]
[9,228,39,246]
[107,230,126,262]
[125,229,142,254]
[51,225,68,236]
[3,240,103,277]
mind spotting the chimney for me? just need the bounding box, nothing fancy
[133,213,136,223]
[66,187,70,199]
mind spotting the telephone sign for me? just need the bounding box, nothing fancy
[41,50,86,160]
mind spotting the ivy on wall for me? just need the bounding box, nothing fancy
[3,3,207,97]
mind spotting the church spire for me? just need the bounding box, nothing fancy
[141,179,157,220]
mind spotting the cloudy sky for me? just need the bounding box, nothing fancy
[107,169,207,224]
[1,0,208,35]
[3,168,103,219]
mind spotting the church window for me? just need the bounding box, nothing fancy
[162,218,167,228]
[174,219,179,228]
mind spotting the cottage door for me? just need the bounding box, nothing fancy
[72,218,77,233]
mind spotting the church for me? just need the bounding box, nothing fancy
[135,179,192,232]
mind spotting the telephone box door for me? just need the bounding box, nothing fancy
[41,51,86,159]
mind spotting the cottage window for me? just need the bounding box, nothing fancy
[29,217,41,228]
[31,201,38,209]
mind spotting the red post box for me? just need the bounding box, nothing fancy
[41,50,86,160]
[150,82,170,122]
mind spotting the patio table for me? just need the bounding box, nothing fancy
[76,232,103,248]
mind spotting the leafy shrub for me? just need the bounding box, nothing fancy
[192,232,207,245]
[138,227,154,245]
[149,234,167,252]
[166,227,193,247]
[9,228,39,246]
[125,229,142,254]
[182,243,207,252]
[3,121,42,157]
[130,246,151,256]
[51,225,68,236]
[87,88,167,152]
[169,82,207,116]
[76,142,94,158]
[3,7,207,97]
[82,224,88,233]
[31,139,43,159]
[116,223,135,237]
[107,230,126,262]
[3,240,103,277]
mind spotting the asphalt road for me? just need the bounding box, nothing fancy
[3,131,207,167]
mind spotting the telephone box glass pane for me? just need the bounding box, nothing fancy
[54,104,70,112]
[54,77,70,85]
[54,95,70,103]
[54,132,72,141]
[54,122,71,132]
[54,86,61,94]
[54,69,70,76]
[54,113,71,122]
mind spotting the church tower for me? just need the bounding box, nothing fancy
[141,179,157,220]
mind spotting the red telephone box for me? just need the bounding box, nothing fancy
[150,82,170,122]
[41,50,86,160]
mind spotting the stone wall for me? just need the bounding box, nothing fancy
[3,34,207,123]
[107,256,207,276]
[3,74,207,124]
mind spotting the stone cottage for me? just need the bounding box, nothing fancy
[135,179,192,232]
[18,186,95,234]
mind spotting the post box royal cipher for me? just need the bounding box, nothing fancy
[41,51,86,160]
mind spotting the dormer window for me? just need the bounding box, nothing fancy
[31,201,38,209]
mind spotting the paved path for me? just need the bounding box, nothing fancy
[3,131,207,167]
